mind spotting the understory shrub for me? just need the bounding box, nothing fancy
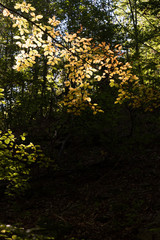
[0,129,51,196]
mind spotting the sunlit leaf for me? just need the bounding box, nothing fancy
[3,9,10,17]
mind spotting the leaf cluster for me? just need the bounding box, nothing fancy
[1,1,160,115]
[0,129,50,196]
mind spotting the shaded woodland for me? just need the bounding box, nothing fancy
[0,0,160,239]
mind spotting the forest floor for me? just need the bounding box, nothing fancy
[1,142,160,240]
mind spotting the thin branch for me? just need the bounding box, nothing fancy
[114,15,160,54]
[143,43,160,54]
[116,4,159,30]
[137,10,159,30]
[0,2,78,57]
[128,0,135,26]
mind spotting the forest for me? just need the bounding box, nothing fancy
[0,0,160,239]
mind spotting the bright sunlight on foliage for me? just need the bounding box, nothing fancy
[2,1,156,114]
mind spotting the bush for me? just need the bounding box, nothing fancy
[0,129,51,196]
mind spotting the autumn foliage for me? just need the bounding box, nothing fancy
[2,1,160,114]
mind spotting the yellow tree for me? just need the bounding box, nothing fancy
[1,1,159,114]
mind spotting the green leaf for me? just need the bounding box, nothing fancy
[11,235,17,239]
[4,138,10,145]
[21,136,26,141]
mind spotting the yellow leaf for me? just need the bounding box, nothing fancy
[30,12,35,17]
[85,97,91,102]
[30,7,36,11]
[37,42,42,47]
[14,36,21,39]
[24,8,29,13]
[106,58,110,63]
[93,59,100,64]
[86,70,93,76]
[37,15,43,19]
[12,24,18,28]
[109,79,115,87]
[86,74,91,78]
[95,75,101,81]
[98,110,104,113]
[64,81,70,87]
[14,4,21,9]
[3,9,10,17]
[105,45,110,51]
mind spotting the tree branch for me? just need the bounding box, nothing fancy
[0,2,78,57]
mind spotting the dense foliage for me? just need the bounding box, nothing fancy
[0,129,50,196]
[0,0,159,193]
[0,0,160,239]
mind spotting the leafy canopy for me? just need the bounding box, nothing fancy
[2,1,160,113]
